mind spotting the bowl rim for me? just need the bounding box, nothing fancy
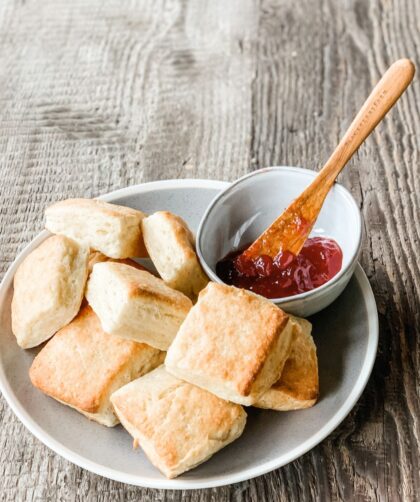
[196,166,363,304]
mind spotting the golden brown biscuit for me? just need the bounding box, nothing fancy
[29,306,164,426]
[165,282,293,405]
[142,211,208,300]
[111,366,247,478]
[45,198,147,259]
[11,235,89,348]
[86,262,192,350]
[254,316,319,410]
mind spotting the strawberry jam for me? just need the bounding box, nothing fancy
[216,237,343,299]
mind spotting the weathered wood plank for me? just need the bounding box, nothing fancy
[0,0,419,500]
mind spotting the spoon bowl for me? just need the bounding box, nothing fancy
[196,166,362,316]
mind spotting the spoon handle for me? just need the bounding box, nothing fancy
[314,58,415,194]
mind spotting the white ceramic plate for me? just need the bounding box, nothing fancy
[0,179,378,490]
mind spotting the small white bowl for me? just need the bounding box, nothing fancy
[196,166,362,317]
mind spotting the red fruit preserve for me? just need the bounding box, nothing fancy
[216,237,343,299]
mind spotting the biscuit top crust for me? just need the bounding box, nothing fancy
[13,235,85,317]
[45,198,145,220]
[271,317,318,401]
[93,262,193,312]
[111,367,246,470]
[167,282,289,396]
[29,306,154,413]
[149,211,196,259]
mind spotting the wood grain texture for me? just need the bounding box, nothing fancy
[0,0,419,500]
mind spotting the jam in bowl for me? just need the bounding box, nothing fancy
[216,237,343,299]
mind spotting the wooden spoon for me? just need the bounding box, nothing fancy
[241,58,415,261]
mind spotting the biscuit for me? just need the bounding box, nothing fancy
[11,235,89,348]
[142,211,208,299]
[111,366,247,478]
[165,282,293,405]
[86,262,192,350]
[29,306,164,426]
[45,198,147,259]
[255,316,319,410]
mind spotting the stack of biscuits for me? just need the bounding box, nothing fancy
[11,197,319,479]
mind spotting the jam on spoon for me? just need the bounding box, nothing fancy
[216,237,343,299]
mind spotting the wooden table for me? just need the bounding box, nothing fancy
[0,1,419,500]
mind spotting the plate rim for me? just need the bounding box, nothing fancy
[0,178,379,490]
